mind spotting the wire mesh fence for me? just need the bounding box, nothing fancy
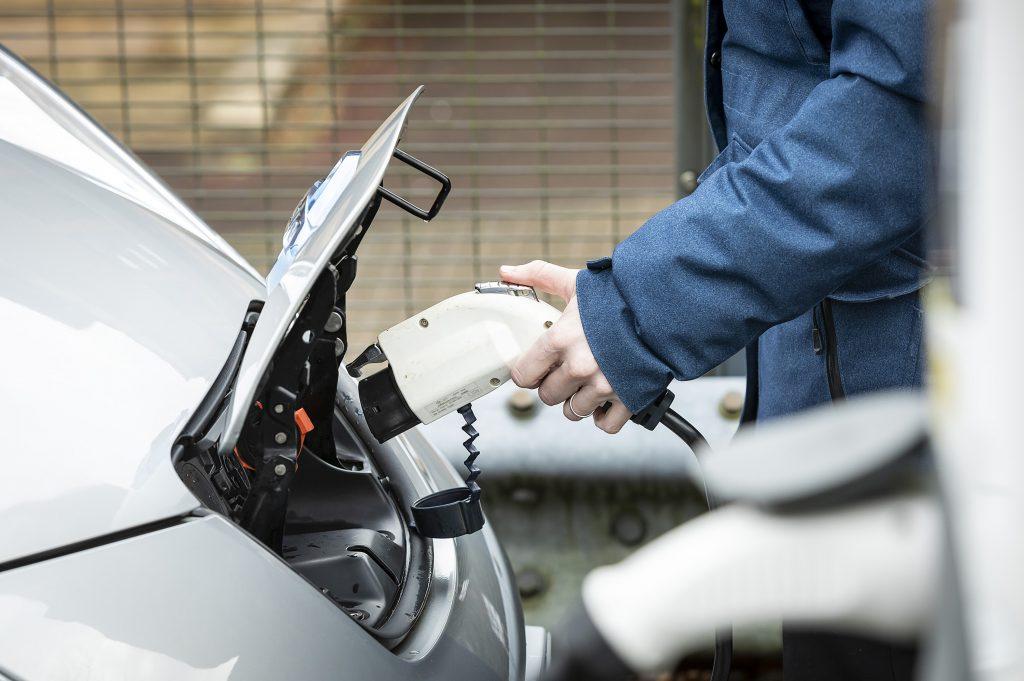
[1,0,680,355]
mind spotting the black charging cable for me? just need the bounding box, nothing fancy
[631,390,732,681]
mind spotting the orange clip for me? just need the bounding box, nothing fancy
[233,447,255,472]
[294,408,314,458]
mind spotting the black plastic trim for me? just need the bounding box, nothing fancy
[372,531,433,646]
[359,367,421,443]
[174,300,263,454]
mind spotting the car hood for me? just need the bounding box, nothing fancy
[0,52,264,565]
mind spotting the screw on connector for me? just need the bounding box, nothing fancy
[324,311,344,333]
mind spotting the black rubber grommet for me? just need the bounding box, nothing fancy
[411,487,485,538]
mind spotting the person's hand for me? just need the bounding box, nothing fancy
[499,260,633,434]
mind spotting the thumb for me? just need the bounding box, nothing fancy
[499,260,577,300]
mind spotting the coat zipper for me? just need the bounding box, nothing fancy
[812,300,845,400]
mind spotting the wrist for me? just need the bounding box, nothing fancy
[575,266,672,413]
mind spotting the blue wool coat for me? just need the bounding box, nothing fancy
[576,0,929,419]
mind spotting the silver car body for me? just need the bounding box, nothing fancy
[0,48,525,681]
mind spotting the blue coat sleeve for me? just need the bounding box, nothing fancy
[575,0,929,413]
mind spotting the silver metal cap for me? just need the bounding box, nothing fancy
[474,281,539,301]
